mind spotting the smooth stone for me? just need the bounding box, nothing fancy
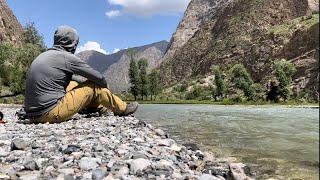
[58,168,74,175]
[64,174,75,180]
[18,171,40,180]
[92,169,107,180]
[71,152,83,159]
[103,174,115,180]
[45,166,55,173]
[93,144,104,152]
[229,163,251,180]
[155,129,165,136]
[170,144,182,152]
[63,145,81,154]
[79,157,101,171]
[0,149,9,157]
[82,172,92,179]
[23,160,39,171]
[131,152,149,159]
[156,139,171,147]
[133,138,144,143]
[11,138,27,150]
[199,174,221,180]
[130,158,151,174]
[172,172,183,179]
[0,174,10,180]
[117,166,129,177]
[36,158,49,169]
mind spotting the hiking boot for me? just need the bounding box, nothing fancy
[121,102,139,116]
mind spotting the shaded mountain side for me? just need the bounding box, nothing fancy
[160,0,319,99]
[0,0,23,43]
[77,40,169,93]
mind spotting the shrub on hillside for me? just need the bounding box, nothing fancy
[267,59,296,102]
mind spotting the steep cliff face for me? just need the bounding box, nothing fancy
[0,0,23,43]
[164,0,232,59]
[160,0,319,98]
[77,41,169,93]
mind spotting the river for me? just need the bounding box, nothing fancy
[135,104,319,179]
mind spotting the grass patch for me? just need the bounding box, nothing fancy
[0,95,24,104]
[268,14,319,35]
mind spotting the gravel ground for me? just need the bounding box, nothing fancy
[0,107,251,180]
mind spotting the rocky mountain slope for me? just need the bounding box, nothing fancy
[0,0,23,43]
[160,0,319,99]
[77,41,168,93]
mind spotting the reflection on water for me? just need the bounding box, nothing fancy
[135,105,319,179]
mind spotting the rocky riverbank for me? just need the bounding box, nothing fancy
[0,107,251,180]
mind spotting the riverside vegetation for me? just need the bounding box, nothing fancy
[126,53,316,105]
[0,23,45,104]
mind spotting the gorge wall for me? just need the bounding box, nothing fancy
[0,0,23,43]
[160,0,319,99]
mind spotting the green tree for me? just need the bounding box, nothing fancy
[149,69,162,101]
[229,63,254,99]
[138,59,149,100]
[211,65,226,101]
[127,49,140,100]
[186,85,206,100]
[23,22,46,51]
[269,59,296,101]
[0,43,16,84]
[0,22,45,96]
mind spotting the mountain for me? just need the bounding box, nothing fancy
[77,50,125,74]
[0,0,23,43]
[160,0,319,99]
[77,40,169,93]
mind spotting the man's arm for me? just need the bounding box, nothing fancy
[71,74,87,84]
[65,54,109,88]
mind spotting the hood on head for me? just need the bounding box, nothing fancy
[53,25,79,54]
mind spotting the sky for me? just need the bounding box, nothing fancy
[7,0,190,54]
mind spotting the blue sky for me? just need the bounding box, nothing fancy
[7,0,189,54]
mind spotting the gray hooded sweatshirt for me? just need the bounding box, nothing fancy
[24,26,108,116]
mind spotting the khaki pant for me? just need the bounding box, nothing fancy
[33,81,127,123]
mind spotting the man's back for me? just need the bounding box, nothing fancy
[24,49,73,116]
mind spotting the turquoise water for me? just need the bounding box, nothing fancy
[135,105,319,179]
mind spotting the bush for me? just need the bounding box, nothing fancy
[185,85,212,100]
[211,65,227,100]
[267,59,296,102]
[229,63,255,100]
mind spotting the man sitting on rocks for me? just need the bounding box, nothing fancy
[23,25,138,123]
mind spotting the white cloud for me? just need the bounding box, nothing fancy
[106,10,121,18]
[113,48,121,53]
[77,41,108,54]
[107,0,190,17]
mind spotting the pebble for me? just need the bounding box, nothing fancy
[92,168,107,180]
[200,174,223,180]
[130,158,151,174]
[63,145,81,154]
[79,157,101,171]
[0,107,249,179]
[11,138,28,150]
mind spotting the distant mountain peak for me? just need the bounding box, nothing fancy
[77,40,169,92]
